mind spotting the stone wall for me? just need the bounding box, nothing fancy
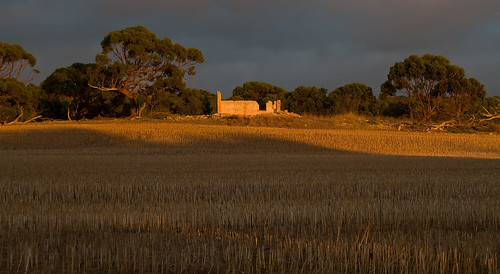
[220,100,261,115]
[217,91,281,115]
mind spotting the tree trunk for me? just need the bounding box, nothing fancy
[67,106,72,121]
[128,96,137,118]
[137,102,148,118]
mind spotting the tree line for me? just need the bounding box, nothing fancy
[1,26,499,125]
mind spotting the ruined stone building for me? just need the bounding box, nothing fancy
[216,91,281,115]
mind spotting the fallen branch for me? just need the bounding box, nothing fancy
[23,115,43,123]
[7,115,43,125]
[432,120,454,131]
[8,112,23,124]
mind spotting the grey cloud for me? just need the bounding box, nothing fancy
[1,0,499,96]
[325,0,500,50]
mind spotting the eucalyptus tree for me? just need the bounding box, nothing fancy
[284,86,330,115]
[381,54,486,124]
[0,41,39,82]
[382,54,487,124]
[381,54,448,123]
[439,67,485,122]
[0,78,40,124]
[89,25,204,117]
[0,41,40,123]
[329,83,376,115]
[41,63,105,120]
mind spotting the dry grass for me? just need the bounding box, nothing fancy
[2,118,499,158]
[0,119,499,272]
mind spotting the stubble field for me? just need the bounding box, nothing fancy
[1,118,499,272]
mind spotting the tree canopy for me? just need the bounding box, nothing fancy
[439,67,485,121]
[329,83,376,115]
[89,25,204,117]
[41,63,106,120]
[382,54,486,124]
[231,81,288,109]
[0,41,39,83]
[283,86,330,116]
[0,41,40,124]
[0,34,497,129]
[0,78,40,124]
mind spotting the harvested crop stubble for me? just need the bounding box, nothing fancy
[0,120,499,272]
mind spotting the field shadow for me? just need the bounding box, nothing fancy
[1,125,500,166]
[0,126,350,155]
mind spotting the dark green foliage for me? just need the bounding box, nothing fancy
[0,78,40,124]
[3,37,496,123]
[385,54,450,123]
[329,83,376,115]
[89,25,204,117]
[102,93,129,118]
[138,87,215,117]
[231,81,288,110]
[379,97,410,118]
[178,88,215,115]
[41,63,108,120]
[379,80,396,100]
[483,96,500,109]
[0,41,39,82]
[227,95,244,101]
[283,86,331,116]
[383,54,487,124]
[439,74,486,122]
[0,41,40,123]
[40,59,214,119]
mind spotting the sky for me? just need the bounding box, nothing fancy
[1,0,499,98]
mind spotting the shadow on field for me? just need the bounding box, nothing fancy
[0,126,346,155]
[2,124,500,274]
[1,125,500,165]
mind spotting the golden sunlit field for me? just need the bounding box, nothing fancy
[1,117,499,273]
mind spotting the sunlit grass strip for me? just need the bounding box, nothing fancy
[2,120,499,158]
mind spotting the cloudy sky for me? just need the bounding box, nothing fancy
[1,0,499,97]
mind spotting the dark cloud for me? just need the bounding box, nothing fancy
[1,0,499,97]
